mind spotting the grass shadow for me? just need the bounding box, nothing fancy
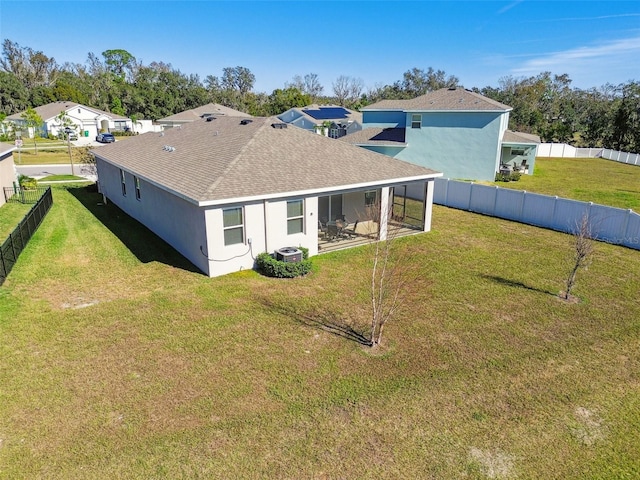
[67,184,202,274]
[260,296,372,346]
[480,274,556,296]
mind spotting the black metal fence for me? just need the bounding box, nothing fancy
[3,186,51,204]
[1,187,53,286]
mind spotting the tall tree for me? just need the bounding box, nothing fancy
[102,49,136,81]
[332,75,363,106]
[0,71,30,114]
[0,39,58,89]
[288,73,324,100]
[21,107,43,154]
[267,87,311,115]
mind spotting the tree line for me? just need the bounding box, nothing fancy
[1,39,638,152]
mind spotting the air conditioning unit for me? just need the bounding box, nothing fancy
[275,247,302,263]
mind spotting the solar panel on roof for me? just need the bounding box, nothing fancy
[304,107,350,120]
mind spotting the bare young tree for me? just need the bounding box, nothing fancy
[332,75,364,106]
[563,213,596,300]
[361,199,419,347]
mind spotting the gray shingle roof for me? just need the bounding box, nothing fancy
[6,101,129,122]
[157,103,250,123]
[363,87,512,112]
[502,130,541,144]
[340,128,406,146]
[93,117,440,205]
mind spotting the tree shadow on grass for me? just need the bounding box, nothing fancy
[259,296,373,346]
[480,274,556,296]
[67,184,202,274]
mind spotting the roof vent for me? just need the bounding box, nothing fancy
[448,86,457,91]
[271,123,288,129]
[240,119,253,125]
[162,145,176,152]
[206,116,216,122]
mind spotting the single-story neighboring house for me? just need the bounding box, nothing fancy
[93,116,442,277]
[278,105,362,138]
[343,87,540,181]
[0,143,17,208]
[157,103,251,129]
[6,101,133,140]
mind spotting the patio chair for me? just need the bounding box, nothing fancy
[326,222,339,240]
[343,220,359,238]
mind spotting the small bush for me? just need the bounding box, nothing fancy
[495,171,522,182]
[112,130,137,137]
[256,247,312,278]
[18,174,37,190]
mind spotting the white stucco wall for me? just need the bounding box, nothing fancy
[96,159,209,274]
[0,151,17,207]
[46,106,132,139]
[203,196,320,277]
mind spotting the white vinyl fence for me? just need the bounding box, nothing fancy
[433,178,640,251]
[599,149,640,166]
[538,143,640,166]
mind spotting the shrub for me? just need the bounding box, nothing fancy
[18,174,37,190]
[256,247,312,278]
[495,171,522,182]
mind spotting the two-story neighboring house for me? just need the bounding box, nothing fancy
[278,105,362,138]
[343,87,539,181]
[7,102,133,140]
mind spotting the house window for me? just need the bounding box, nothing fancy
[134,176,141,200]
[411,114,422,129]
[365,190,377,207]
[287,199,304,235]
[511,148,526,156]
[223,207,244,246]
[120,169,126,196]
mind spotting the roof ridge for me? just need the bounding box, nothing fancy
[205,117,270,194]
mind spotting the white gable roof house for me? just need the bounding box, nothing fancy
[93,116,442,277]
[7,101,133,140]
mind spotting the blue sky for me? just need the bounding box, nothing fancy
[1,1,639,93]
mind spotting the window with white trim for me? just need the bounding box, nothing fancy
[287,199,304,235]
[120,169,126,196]
[411,114,422,129]
[134,176,141,200]
[223,207,244,246]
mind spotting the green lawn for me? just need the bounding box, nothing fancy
[492,157,640,210]
[0,202,31,239]
[0,185,638,478]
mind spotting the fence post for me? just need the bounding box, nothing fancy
[0,245,6,279]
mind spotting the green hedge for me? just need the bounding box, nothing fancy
[256,247,312,278]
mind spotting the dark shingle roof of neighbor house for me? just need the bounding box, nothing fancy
[278,105,362,126]
[6,101,129,122]
[340,127,407,147]
[502,130,541,144]
[363,87,512,112]
[158,103,250,123]
[92,116,441,206]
